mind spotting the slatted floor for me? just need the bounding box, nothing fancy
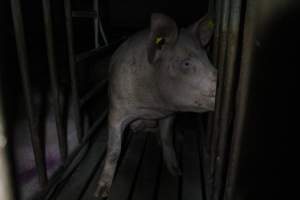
[50,122,205,200]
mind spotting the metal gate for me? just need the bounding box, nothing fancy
[4,0,117,198]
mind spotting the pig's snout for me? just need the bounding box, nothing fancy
[206,70,217,111]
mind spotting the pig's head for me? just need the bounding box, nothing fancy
[147,13,217,112]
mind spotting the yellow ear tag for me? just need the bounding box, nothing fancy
[207,20,215,29]
[155,37,163,45]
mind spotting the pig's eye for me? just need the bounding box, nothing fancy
[184,61,190,66]
[179,59,194,74]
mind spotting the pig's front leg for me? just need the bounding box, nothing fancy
[95,111,132,198]
[159,116,182,176]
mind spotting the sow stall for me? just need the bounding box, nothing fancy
[0,0,296,200]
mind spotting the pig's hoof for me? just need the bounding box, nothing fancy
[94,182,111,198]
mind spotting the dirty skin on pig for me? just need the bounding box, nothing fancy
[95,13,217,198]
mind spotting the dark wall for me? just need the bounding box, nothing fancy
[107,0,209,29]
[234,1,299,200]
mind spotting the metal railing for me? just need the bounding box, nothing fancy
[9,0,110,193]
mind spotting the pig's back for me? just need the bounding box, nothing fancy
[108,30,155,108]
[109,30,149,73]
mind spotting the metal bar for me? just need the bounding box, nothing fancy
[75,47,103,63]
[209,0,231,198]
[80,79,108,107]
[98,12,108,46]
[212,0,242,200]
[212,0,223,64]
[75,37,125,63]
[84,109,108,141]
[10,0,48,186]
[224,1,256,200]
[64,0,83,142]
[72,11,97,18]
[93,0,100,48]
[0,81,15,200]
[42,0,68,162]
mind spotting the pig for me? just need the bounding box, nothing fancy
[95,13,217,197]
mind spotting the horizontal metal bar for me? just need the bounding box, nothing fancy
[84,109,108,141]
[75,37,126,63]
[72,11,97,18]
[10,0,48,187]
[42,111,107,199]
[76,47,103,62]
[80,79,108,107]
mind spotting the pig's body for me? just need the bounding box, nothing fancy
[109,30,172,122]
[95,13,217,197]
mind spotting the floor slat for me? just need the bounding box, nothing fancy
[182,130,204,200]
[56,127,107,200]
[156,129,182,200]
[107,132,148,200]
[131,133,162,200]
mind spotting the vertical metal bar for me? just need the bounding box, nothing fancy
[42,0,68,162]
[93,0,99,48]
[10,0,48,186]
[209,1,231,199]
[0,82,15,200]
[224,1,256,200]
[212,0,222,63]
[210,0,222,159]
[97,1,108,46]
[210,0,230,169]
[64,0,83,142]
[212,0,242,200]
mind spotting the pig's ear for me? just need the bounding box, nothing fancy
[147,13,178,64]
[189,15,215,47]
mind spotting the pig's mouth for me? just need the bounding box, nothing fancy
[194,94,216,111]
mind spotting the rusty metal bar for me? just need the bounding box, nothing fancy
[64,0,83,142]
[212,0,242,199]
[224,1,256,200]
[80,79,108,107]
[0,81,15,200]
[209,0,231,199]
[72,11,97,18]
[42,0,68,162]
[93,0,100,48]
[10,0,48,187]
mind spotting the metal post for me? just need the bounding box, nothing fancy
[212,0,242,200]
[209,0,231,199]
[64,0,83,142]
[93,0,100,48]
[0,75,15,200]
[10,0,48,187]
[95,0,108,46]
[224,1,257,199]
[42,0,68,162]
